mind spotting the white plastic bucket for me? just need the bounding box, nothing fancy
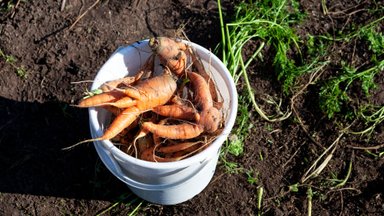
[88,39,238,205]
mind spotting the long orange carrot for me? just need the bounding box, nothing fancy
[100,106,141,140]
[187,47,220,103]
[101,72,178,140]
[152,104,198,121]
[187,71,213,111]
[142,121,204,140]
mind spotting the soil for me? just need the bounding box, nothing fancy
[0,0,383,215]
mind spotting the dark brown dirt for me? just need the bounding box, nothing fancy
[0,0,383,215]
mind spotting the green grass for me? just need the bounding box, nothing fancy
[217,0,384,213]
[218,0,384,154]
[319,59,383,119]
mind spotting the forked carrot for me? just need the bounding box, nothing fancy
[97,96,137,108]
[120,73,177,110]
[77,90,125,108]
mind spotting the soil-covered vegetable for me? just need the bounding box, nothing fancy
[71,37,224,162]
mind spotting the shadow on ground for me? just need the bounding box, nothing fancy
[0,97,128,200]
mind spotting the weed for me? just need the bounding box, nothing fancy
[331,159,353,189]
[0,0,15,14]
[218,0,295,123]
[227,134,244,156]
[289,183,299,192]
[319,59,383,119]
[96,193,143,216]
[227,93,254,155]
[0,49,27,78]
[352,105,384,138]
[245,169,259,185]
[219,154,242,173]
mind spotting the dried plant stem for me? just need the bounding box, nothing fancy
[69,0,101,30]
[301,133,344,183]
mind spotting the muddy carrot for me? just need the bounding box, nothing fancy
[149,37,187,75]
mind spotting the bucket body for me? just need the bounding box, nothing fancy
[88,39,238,205]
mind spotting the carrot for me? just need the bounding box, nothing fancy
[120,73,177,110]
[77,90,125,108]
[66,71,177,150]
[101,105,123,116]
[101,72,177,140]
[98,96,137,108]
[142,121,204,140]
[198,106,221,133]
[100,71,144,92]
[161,51,186,76]
[187,71,213,111]
[152,104,198,121]
[149,37,187,76]
[156,140,203,154]
[148,37,187,59]
[100,54,155,92]
[140,147,177,162]
[63,106,141,150]
[187,47,220,104]
[97,106,140,140]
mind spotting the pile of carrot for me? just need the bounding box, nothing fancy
[74,37,224,162]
